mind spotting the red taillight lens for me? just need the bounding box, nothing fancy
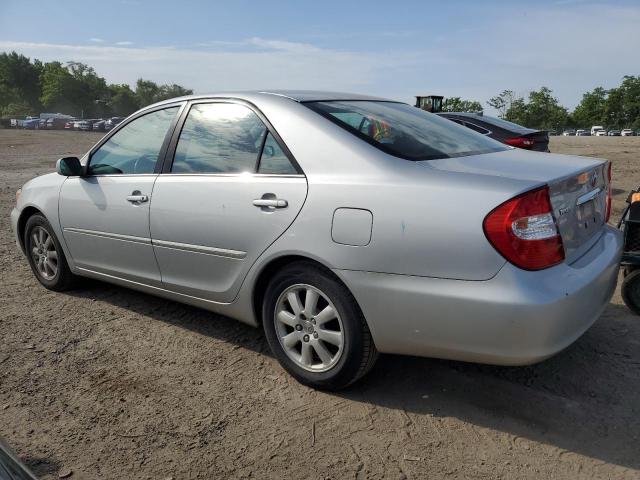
[483,185,565,270]
[504,137,534,149]
[605,161,612,223]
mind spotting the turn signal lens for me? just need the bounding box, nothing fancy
[15,188,21,203]
[483,185,564,270]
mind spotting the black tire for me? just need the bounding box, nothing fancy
[262,261,378,390]
[24,214,77,291]
[622,269,640,315]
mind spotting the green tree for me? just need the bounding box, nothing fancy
[39,61,77,114]
[441,97,482,113]
[523,87,569,130]
[135,79,160,107]
[157,83,193,101]
[0,51,42,113]
[487,90,517,118]
[107,84,139,116]
[618,75,640,129]
[135,79,193,107]
[572,87,607,128]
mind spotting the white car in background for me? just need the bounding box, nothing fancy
[591,126,605,136]
[595,130,607,137]
[621,129,635,136]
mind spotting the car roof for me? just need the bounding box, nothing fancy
[143,90,395,111]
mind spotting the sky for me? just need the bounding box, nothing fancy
[1,0,639,112]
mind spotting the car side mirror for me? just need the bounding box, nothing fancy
[56,157,83,176]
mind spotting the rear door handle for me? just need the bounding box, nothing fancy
[253,198,288,208]
[127,191,149,203]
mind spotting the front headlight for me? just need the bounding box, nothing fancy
[15,188,21,203]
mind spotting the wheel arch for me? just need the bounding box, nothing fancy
[16,206,44,253]
[251,254,367,328]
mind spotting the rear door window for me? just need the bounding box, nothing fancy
[171,103,267,174]
[258,133,297,174]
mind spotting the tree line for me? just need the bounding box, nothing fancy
[0,51,193,119]
[2,50,639,130]
[481,77,639,131]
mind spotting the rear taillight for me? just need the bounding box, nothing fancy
[504,137,534,149]
[605,161,612,223]
[483,185,564,270]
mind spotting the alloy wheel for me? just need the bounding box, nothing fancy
[30,226,58,280]
[274,284,344,372]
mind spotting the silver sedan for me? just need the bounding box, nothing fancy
[11,91,622,389]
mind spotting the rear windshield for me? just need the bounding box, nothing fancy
[305,100,508,161]
[468,115,532,133]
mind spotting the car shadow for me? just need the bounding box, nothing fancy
[64,281,639,472]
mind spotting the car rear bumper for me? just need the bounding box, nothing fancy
[335,225,622,365]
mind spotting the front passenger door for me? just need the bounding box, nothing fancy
[59,105,181,285]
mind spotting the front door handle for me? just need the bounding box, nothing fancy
[253,198,288,208]
[127,190,148,203]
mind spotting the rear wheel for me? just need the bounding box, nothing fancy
[262,261,377,390]
[622,269,640,315]
[24,214,77,291]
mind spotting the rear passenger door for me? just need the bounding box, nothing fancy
[150,101,307,303]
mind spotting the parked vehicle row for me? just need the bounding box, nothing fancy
[564,127,638,136]
[11,115,125,131]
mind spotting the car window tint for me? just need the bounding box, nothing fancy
[88,107,178,175]
[172,103,267,174]
[306,101,507,161]
[258,133,297,174]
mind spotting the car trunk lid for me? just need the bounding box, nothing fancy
[424,149,610,264]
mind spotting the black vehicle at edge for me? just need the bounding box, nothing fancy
[437,112,550,152]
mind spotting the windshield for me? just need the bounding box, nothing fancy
[305,101,508,161]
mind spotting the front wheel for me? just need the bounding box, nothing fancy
[262,262,378,390]
[24,214,77,291]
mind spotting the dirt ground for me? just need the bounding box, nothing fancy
[1,130,639,480]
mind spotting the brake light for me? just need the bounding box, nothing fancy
[504,137,534,149]
[605,161,612,223]
[483,185,564,270]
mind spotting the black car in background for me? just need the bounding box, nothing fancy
[92,119,106,131]
[437,112,550,152]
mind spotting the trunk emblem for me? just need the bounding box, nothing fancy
[559,206,572,216]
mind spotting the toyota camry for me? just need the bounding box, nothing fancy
[11,91,622,389]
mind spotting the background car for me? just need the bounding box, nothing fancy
[563,129,576,136]
[576,129,590,136]
[104,116,124,131]
[621,129,635,136]
[77,119,100,131]
[607,130,621,136]
[437,112,550,151]
[21,117,40,129]
[596,130,608,136]
[92,120,106,131]
[591,125,605,136]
